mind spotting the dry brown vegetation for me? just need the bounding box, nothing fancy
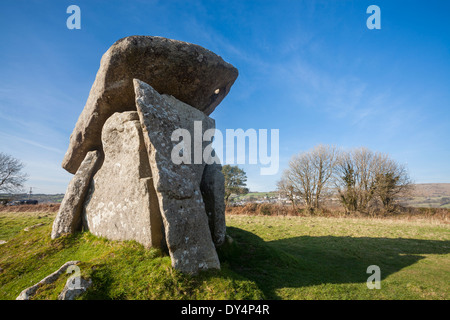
[0,203,60,213]
[0,203,450,223]
[226,203,450,223]
[1,202,448,223]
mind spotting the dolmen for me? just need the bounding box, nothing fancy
[51,36,238,274]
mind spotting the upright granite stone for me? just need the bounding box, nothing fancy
[200,163,226,247]
[134,79,220,274]
[62,36,238,174]
[51,150,101,239]
[83,111,163,248]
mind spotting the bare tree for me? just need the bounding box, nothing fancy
[0,152,28,193]
[310,144,340,207]
[335,147,412,213]
[283,144,339,210]
[334,151,358,212]
[335,147,380,213]
[373,155,412,211]
[277,172,298,209]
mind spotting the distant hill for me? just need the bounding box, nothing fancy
[398,183,450,208]
[410,183,450,197]
[243,184,450,199]
[240,184,450,209]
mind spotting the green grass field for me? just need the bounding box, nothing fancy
[0,211,448,300]
[225,215,449,299]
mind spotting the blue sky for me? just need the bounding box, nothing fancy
[0,0,449,194]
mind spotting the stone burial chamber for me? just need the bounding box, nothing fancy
[51,35,238,274]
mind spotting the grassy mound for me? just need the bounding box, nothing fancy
[0,212,262,300]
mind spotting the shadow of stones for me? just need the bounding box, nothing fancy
[79,264,117,300]
[219,227,450,299]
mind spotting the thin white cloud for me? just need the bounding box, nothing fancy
[0,131,64,154]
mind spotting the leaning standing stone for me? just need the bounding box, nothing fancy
[134,79,220,274]
[51,151,101,239]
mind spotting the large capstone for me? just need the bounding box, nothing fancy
[62,36,238,174]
